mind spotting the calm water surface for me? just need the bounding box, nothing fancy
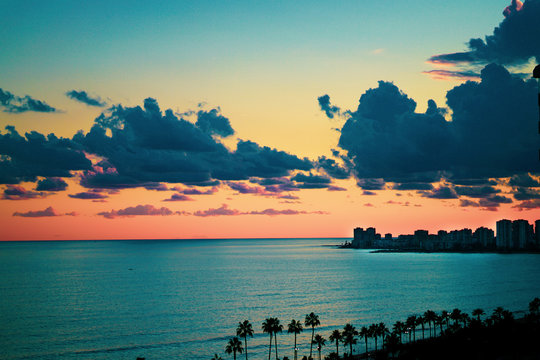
[1,239,540,359]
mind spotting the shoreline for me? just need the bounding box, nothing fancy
[336,244,540,254]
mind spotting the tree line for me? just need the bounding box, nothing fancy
[212,297,540,360]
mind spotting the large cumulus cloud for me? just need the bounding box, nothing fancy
[328,63,539,196]
[0,126,92,184]
[429,0,540,66]
[73,98,312,189]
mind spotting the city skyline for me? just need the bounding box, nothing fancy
[1,0,539,240]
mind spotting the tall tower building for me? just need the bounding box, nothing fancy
[496,219,512,249]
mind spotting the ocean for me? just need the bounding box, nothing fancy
[1,238,540,360]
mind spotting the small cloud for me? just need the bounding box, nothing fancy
[317,94,342,119]
[364,203,374,207]
[163,193,194,201]
[327,185,347,191]
[13,206,59,217]
[193,204,240,217]
[512,199,540,211]
[362,190,377,196]
[35,177,68,192]
[370,48,385,55]
[98,204,174,219]
[3,185,46,200]
[69,191,108,200]
[422,69,480,81]
[66,90,107,107]
[0,88,57,113]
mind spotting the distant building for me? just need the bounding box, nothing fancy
[496,219,513,249]
[474,227,495,248]
[512,219,534,249]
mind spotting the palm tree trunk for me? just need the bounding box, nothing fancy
[318,349,321,360]
[374,337,378,351]
[294,333,297,359]
[350,343,353,356]
[274,333,278,360]
[268,334,272,360]
[365,337,368,354]
[244,336,248,360]
[422,326,425,340]
[234,350,237,360]
[335,340,339,357]
[310,327,314,358]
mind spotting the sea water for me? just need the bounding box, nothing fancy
[1,239,540,360]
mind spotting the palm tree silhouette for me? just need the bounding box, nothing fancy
[416,316,425,340]
[211,354,223,360]
[343,323,358,356]
[359,325,370,354]
[441,310,449,329]
[305,312,320,359]
[312,334,326,360]
[472,308,485,322]
[288,319,303,360]
[384,332,400,359]
[237,320,254,360]
[272,318,283,360]
[529,297,540,317]
[392,321,405,343]
[328,329,342,358]
[262,318,275,360]
[406,316,416,343]
[423,310,436,338]
[450,308,462,327]
[225,337,243,360]
[492,307,505,323]
[377,323,389,350]
[368,323,379,351]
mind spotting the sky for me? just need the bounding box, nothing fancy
[1,0,539,240]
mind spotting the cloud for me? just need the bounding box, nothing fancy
[74,98,311,189]
[393,183,434,191]
[68,191,109,200]
[13,206,59,217]
[332,63,539,192]
[66,90,106,107]
[0,88,57,113]
[3,185,46,200]
[178,187,217,195]
[163,193,193,201]
[192,204,328,217]
[422,69,480,81]
[317,94,342,119]
[193,204,241,217]
[98,204,174,219]
[327,185,347,191]
[316,156,350,179]
[195,108,234,137]
[454,185,501,198]
[420,186,458,199]
[0,126,91,184]
[513,187,540,200]
[362,190,377,195]
[291,173,332,189]
[227,182,267,195]
[428,0,540,66]
[35,177,68,191]
[508,173,540,187]
[512,198,540,210]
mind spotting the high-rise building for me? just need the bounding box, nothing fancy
[474,227,495,248]
[512,219,534,249]
[496,219,512,249]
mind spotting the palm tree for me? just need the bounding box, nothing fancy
[392,321,405,343]
[423,310,436,337]
[441,310,449,329]
[472,308,485,322]
[262,318,275,360]
[225,337,243,360]
[377,323,389,350]
[312,334,326,360]
[211,354,223,360]
[450,308,462,327]
[288,319,303,359]
[492,307,505,322]
[272,318,283,360]
[343,323,358,356]
[359,325,370,354]
[436,315,444,336]
[416,316,425,340]
[406,316,417,343]
[328,329,342,358]
[369,323,379,351]
[237,320,253,360]
[305,312,320,359]
[460,313,470,328]
[385,332,400,359]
